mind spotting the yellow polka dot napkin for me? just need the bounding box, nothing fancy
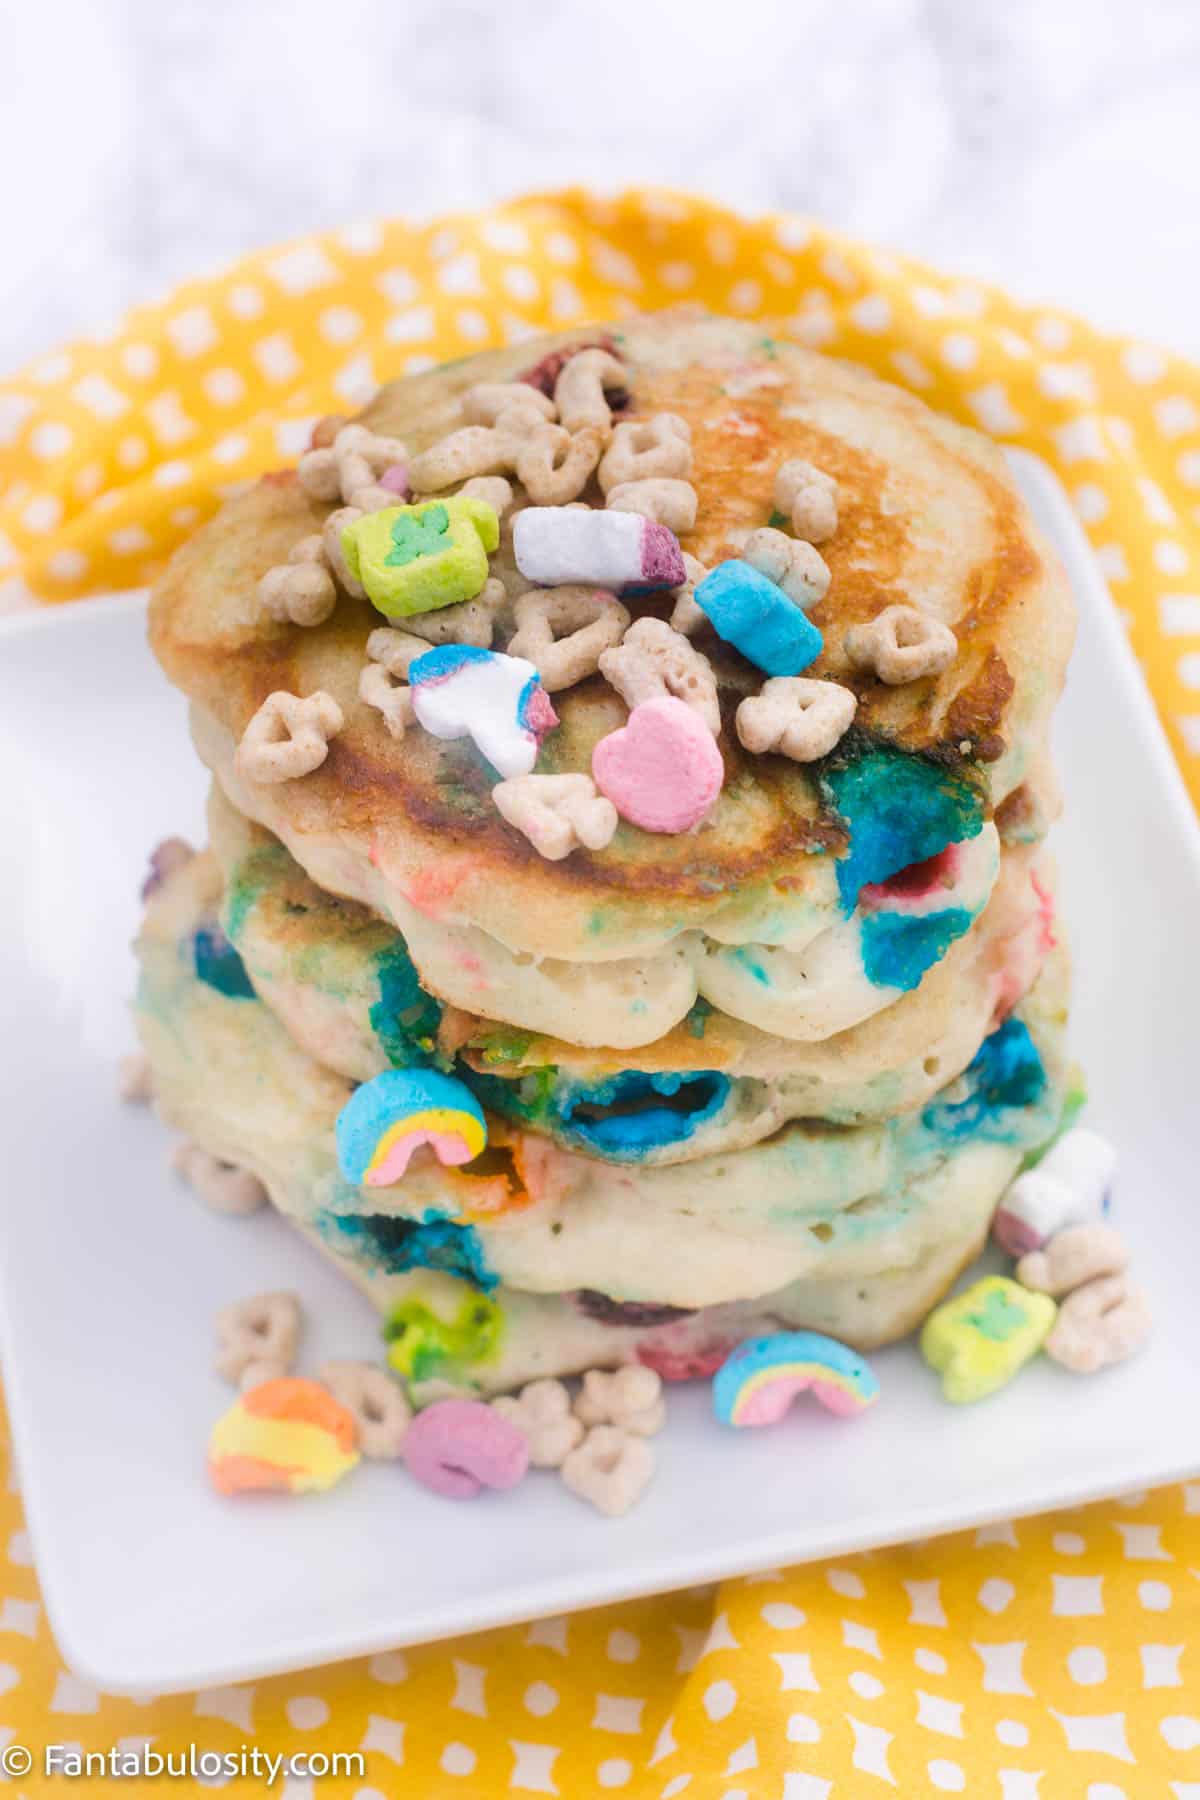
[2,187,1200,1795]
[0,1404,1197,1797]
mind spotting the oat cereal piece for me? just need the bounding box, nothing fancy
[561,1425,656,1516]
[735,676,857,762]
[317,1360,411,1459]
[214,1291,302,1387]
[310,413,349,450]
[742,525,830,608]
[359,661,416,737]
[171,1141,268,1215]
[234,690,344,784]
[599,616,720,735]
[515,422,607,506]
[598,413,692,494]
[406,401,559,493]
[1044,1273,1153,1374]
[774,458,839,544]
[553,348,628,433]
[492,772,618,861]
[322,504,366,598]
[606,477,698,534]
[507,585,630,691]
[575,1365,666,1436]
[492,1378,585,1467]
[668,553,710,638]
[459,475,515,519]
[844,605,958,684]
[257,534,338,628]
[298,423,410,509]
[1016,1224,1131,1298]
[462,382,558,426]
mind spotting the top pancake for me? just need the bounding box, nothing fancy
[150,310,1075,964]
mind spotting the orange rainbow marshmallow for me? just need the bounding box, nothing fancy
[208,1377,360,1496]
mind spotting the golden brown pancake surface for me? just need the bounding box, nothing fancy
[150,311,1074,961]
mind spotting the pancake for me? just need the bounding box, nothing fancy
[206,789,1059,1163]
[286,1218,1017,1402]
[135,848,1069,1313]
[150,312,1075,997]
[200,709,1007,1045]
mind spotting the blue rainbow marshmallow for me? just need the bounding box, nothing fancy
[695,560,824,677]
[336,1070,487,1187]
[713,1330,880,1427]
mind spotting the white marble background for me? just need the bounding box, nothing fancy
[2,0,1200,370]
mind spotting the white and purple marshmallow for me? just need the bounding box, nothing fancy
[513,505,687,595]
[992,1127,1116,1257]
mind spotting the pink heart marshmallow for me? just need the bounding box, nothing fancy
[592,696,724,834]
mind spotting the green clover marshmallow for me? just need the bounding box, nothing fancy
[920,1275,1057,1404]
[341,496,499,618]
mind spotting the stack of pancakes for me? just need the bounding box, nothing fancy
[136,312,1076,1399]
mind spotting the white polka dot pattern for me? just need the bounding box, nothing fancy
[0,1430,1185,1792]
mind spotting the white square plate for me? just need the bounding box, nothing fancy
[1,453,1197,1696]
